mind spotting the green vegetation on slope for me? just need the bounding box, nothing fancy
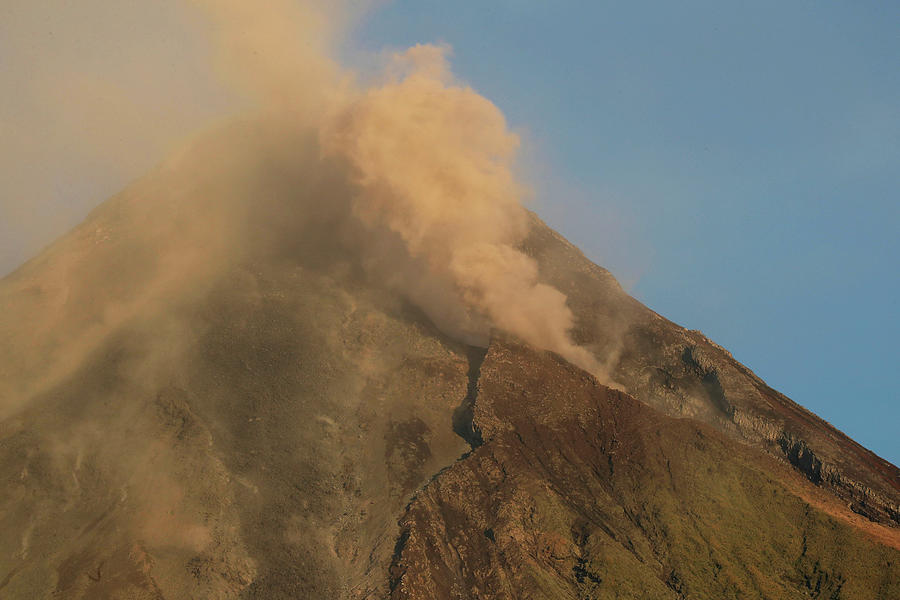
[391,340,900,599]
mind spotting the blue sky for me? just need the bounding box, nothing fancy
[347,1,899,464]
[1,2,895,464]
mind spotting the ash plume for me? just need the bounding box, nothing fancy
[3,0,603,382]
[320,46,600,373]
[167,1,605,376]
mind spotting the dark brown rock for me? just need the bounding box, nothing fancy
[1,122,897,599]
[390,339,900,599]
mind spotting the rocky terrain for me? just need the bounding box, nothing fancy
[391,339,899,599]
[0,122,898,598]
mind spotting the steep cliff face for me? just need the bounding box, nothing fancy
[0,122,898,599]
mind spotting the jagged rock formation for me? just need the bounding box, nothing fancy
[523,217,900,526]
[390,339,899,599]
[0,123,897,598]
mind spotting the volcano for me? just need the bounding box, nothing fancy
[0,120,898,600]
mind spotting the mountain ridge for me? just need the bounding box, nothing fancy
[390,337,900,598]
[0,121,897,598]
[521,211,900,526]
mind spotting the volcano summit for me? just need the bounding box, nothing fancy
[0,116,898,599]
[1,2,898,599]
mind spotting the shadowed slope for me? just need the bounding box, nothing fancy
[0,122,474,599]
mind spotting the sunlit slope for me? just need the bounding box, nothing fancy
[524,214,900,527]
[0,119,897,599]
[391,339,900,599]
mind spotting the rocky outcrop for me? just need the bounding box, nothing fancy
[524,213,900,528]
[1,122,898,598]
[390,339,900,599]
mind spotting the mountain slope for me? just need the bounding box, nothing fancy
[523,215,900,526]
[0,121,897,599]
[391,339,900,599]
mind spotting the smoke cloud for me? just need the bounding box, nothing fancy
[187,1,600,373]
[320,46,600,372]
[3,0,602,379]
[187,0,349,118]
[0,6,613,591]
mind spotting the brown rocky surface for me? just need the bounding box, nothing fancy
[1,121,898,598]
[390,339,900,599]
[524,214,900,527]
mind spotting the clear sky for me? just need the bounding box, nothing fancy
[1,2,897,464]
[347,1,900,464]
